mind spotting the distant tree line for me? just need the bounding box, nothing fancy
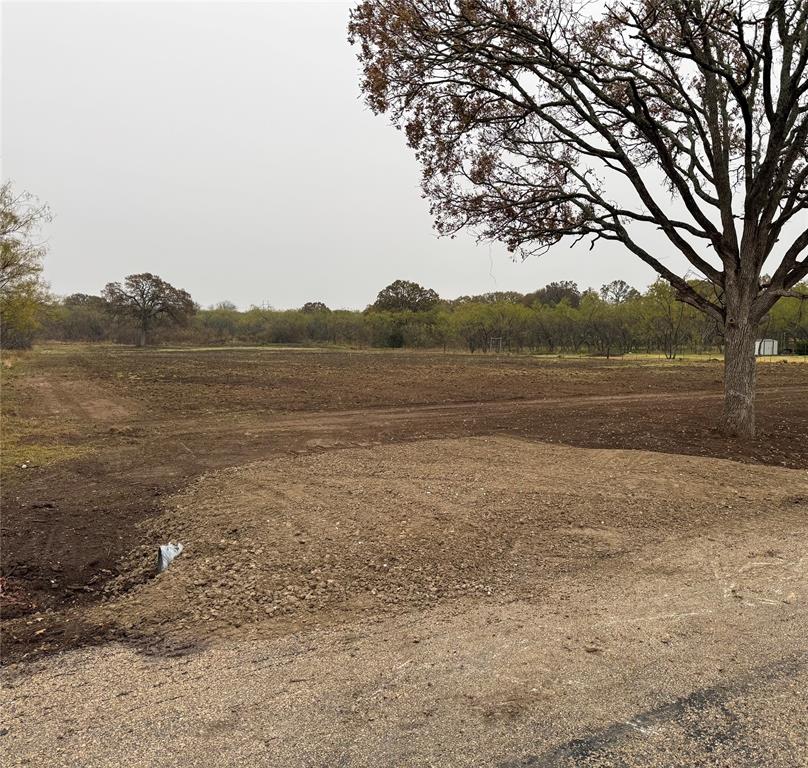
[3,182,804,357]
[38,276,808,357]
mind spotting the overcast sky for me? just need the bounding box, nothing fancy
[3,1,685,310]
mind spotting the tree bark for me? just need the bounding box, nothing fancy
[137,326,147,347]
[722,320,757,439]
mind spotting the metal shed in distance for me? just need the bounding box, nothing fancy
[755,339,778,356]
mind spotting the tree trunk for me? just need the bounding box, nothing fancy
[722,320,757,438]
[137,326,147,347]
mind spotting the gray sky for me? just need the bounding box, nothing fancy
[3,1,679,310]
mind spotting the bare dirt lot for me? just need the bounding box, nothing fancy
[2,345,807,766]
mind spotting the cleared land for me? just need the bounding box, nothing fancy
[2,345,807,766]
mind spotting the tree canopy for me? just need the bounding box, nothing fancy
[371,279,441,312]
[523,281,581,308]
[39,275,808,355]
[301,301,332,313]
[103,273,195,347]
[601,280,641,305]
[349,0,808,437]
[0,181,52,348]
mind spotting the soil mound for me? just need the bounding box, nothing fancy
[93,437,808,645]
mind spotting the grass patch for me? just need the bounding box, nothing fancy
[1,351,93,476]
[1,434,91,474]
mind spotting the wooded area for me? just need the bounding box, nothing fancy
[39,278,808,357]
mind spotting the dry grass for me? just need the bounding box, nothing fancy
[0,351,92,475]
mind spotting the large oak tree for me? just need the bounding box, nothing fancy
[103,273,195,347]
[349,0,808,437]
[371,279,441,311]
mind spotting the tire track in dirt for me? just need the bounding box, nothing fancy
[22,369,808,436]
[502,653,808,767]
[172,383,808,445]
[26,377,134,422]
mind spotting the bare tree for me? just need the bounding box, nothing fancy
[103,273,195,347]
[350,0,808,437]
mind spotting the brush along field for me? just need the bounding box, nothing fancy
[2,345,807,766]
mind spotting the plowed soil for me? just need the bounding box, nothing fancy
[2,345,807,765]
[2,346,807,662]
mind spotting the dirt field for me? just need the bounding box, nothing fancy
[2,344,807,766]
